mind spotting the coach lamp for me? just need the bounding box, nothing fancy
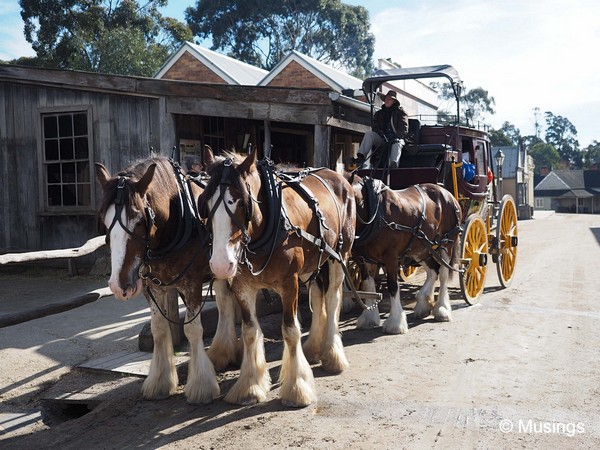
[495,148,505,198]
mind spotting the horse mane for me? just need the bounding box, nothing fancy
[98,155,177,223]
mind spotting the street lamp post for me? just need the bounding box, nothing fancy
[495,149,505,201]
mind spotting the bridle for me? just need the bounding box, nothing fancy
[206,157,254,250]
[105,176,156,248]
[103,162,209,325]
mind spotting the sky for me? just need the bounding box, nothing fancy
[1,0,598,147]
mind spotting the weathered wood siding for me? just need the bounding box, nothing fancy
[0,81,169,253]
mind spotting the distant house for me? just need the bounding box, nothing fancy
[534,170,600,213]
[492,145,535,219]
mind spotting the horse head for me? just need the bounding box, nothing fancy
[95,160,161,300]
[200,147,259,279]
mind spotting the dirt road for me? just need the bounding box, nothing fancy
[1,212,599,449]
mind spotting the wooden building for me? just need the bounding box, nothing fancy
[1,44,440,254]
[0,64,371,254]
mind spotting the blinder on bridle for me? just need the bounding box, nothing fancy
[101,176,156,246]
[205,158,254,245]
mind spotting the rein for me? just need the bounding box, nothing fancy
[106,159,210,326]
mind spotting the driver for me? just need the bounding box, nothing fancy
[352,90,408,169]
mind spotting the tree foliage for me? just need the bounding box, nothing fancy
[583,141,600,168]
[490,121,521,147]
[185,0,375,76]
[544,111,580,168]
[529,142,560,173]
[19,0,192,76]
[489,129,512,147]
[431,82,495,125]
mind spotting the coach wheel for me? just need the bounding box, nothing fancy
[460,214,488,305]
[496,195,518,288]
[399,265,418,282]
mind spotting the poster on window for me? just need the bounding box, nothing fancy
[179,139,203,175]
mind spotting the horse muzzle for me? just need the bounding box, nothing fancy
[209,257,238,280]
[109,278,143,301]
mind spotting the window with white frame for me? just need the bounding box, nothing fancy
[42,110,92,210]
[535,197,544,208]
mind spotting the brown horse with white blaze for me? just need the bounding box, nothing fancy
[200,148,356,407]
[95,156,239,405]
[347,174,462,333]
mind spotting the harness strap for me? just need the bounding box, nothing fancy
[291,226,373,310]
[385,185,463,273]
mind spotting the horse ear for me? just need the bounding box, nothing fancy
[239,149,258,175]
[203,145,215,166]
[136,163,157,195]
[95,163,111,187]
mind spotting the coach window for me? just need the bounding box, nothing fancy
[41,110,93,211]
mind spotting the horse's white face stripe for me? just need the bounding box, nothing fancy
[104,204,143,290]
[209,187,240,279]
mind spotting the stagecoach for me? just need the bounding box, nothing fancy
[352,65,518,304]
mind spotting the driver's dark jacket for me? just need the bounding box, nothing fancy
[372,104,409,142]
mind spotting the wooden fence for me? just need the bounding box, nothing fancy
[0,236,112,328]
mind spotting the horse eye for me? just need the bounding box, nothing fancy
[227,199,234,205]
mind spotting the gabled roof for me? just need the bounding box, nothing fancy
[155,42,268,86]
[534,170,600,196]
[258,50,363,91]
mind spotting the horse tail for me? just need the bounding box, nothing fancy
[448,239,460,282]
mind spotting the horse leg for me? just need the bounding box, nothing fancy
[382,263,408,334]
[279,276,317,407]
[207,279,242,370]
[433,254,453,322]
[224,286,271,405]
[141,287,178,399]
[302,280,325,364]
[414,263,437,319]
[183,301,220,404]
[319,260,349,373]
[356,263,381,329]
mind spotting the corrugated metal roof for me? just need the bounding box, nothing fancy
[155,42,268,85]
[185,42,268,85]
[259,50,363,91]
[493,146,519,178]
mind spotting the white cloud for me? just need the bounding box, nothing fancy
[370,0,600,145]
[0,2,35,61]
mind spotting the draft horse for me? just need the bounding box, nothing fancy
[347,174,462,334]
[200,148,356,407]
[95,155,238,405]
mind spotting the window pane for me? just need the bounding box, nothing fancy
[62,162,76,183]
[47,163,61,183]
[77,162,90,182]
[77,184,91,206]
[47,185,61,206]
[74,137,88,159]
[73,113,87,135]
[62,184,76,206]
[58,115,73,137]
[44,116,58,138]
[60,138,74,159]
[43,111,91,210]
[45,139,59,160]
